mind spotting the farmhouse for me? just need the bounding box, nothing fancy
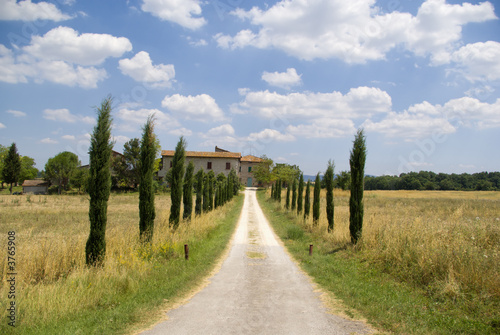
[158,146,265,187]
[22,180,49,194]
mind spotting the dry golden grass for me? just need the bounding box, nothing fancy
[277,189,500,301]
[0,193,235,329]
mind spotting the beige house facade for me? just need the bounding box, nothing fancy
[158,147,264,187]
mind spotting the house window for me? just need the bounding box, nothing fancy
[226,162,231,170]
[207,162,212,169]
[248,166,252,172]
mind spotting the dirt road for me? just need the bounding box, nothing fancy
[141,188,372,334]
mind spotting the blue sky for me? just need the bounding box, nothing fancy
[0,0,499,176]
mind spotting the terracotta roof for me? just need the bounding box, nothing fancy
[22,180,49,187]
[161,150,241,159]
[241,155,264,163]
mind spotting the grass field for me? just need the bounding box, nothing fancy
[0,192,244,334]
[259,189,500,334]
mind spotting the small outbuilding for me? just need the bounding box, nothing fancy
[22,180,49,195]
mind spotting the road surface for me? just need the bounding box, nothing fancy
[141,188,372,335]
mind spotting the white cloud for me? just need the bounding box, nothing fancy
[450,41,500,82]
[216,0,496,64]
[24,26,132,66]
[234,86,391,120]
[247,129,295,142]
[112,135,130,144]
[0,122,5,129]
[34,60,108,88]
[43,108,95,124]
[287,118,356,138]
[0,44,34,84]
[261,68,302,89]
[40,137,58,144]
[61,135,75,140]
[141,0,206,30]
[206,124,235,136]
[118,51,175,88]
[169,128,193,136]
[0,0,72,21]
[162,94,226,122]
[116,107,180,132]
[6,109,26,117]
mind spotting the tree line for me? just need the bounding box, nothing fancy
[0,144,38,193]
[269,129,367,244]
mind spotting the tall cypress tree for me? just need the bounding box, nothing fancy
[349,129,367,244]
[304,180,311,219]
[271,183,274,199]
[313,173,321,224]
[195,169,203,216]
[285,183,290,209]
[86,96,113,267]
[2,143,21,194]
[208,170,215,211]
[325,160,335,232]
[183,161,194,220]
[291,179,297,211]
[139,115,156,243]
[277,178,282,203]
[169,136,186,229]
[297,173,304,214]
[203,174,209,212]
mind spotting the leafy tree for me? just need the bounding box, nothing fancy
[273,163,301,186]
[45,151,79,194]
[349,129,367,244]
[291,179,297,210]
[2,143,21,194]
[71,168,89,193]
[337,171,351,190]
[304,180,311,219]
[0,144,8,188]
[324,160,335,232]
[313,173,321,224]
[123,138,141,188]
[253,155,274,185]
[169,136,186,228]
[86,96,113,267]
[195,169,204,216]
[139,115,157,243]
[183,161,195,220]
[18,156,38,184]
[297,173,304,214]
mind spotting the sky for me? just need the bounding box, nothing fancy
[0,0,499,176]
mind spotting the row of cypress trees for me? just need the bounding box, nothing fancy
[169,136,240,230]
[269,129,366,244]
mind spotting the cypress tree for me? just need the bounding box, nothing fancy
[277,179,282,203]
[325,160,335,232]
[313,173,321,224]
[195,169,203,216]
[304,180,311,219]
[2,143,21,194]
[169,136,186,229]
[285,183,290,209]
[349,129,367,244]
[208,170,215,210]
[271,183,274,199]
[227,175,233,201]
[139,115,156,243]
[214,182,219,209]
[291,179,297,210]
[183,161,194,220]
[297,173,304,214]
[85,96,113,267]
[203,174,209,212]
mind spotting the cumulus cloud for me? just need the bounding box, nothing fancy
[0,122,5,129]
[162,94,226,122]
[450,41,500,82]
[247,129,295,142]
[61,135,75,140]
[40,137,58,144]
[116,107,180,132]
[118,51,175,88]
[287,118,356,138]
[141,0,206,30]
[6,109,26,117]
[24,26,132,66]
[261,68,302,89]
[43,108,95,124]
[215,0,496,64]
[206,124,235,136]
[0,27,131,88]
[0,0,72,21]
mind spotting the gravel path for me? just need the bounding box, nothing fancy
[141,188,372,335]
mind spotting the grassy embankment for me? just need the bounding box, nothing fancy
[0,192,244,334]
[257,189,500,334]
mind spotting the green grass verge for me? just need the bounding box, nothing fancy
[9,193,244,335]
[256,189,499,335]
